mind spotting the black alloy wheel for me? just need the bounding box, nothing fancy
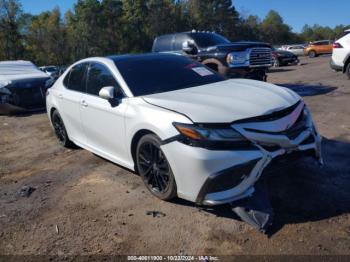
[136,134,177,200]
[52,110,74,148]
[346,63,350,80]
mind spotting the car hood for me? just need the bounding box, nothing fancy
[143,79,300,123]
[205,42,271,52]
[274,50,295,57]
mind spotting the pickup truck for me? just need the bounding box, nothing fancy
[152,30,272,81]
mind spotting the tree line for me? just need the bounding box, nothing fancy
[0,0,349,66]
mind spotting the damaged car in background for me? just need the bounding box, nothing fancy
[46,53,323,232]
[0,60,53,115]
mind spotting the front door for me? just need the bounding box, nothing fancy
[80,62,129,166]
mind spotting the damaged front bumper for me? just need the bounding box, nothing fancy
[161,101,323,206]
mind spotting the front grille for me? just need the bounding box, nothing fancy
[250,48,272,66]
[244,109,308,140]
[7,78,49,109]
[234,101,302,124]
[11,86,46,109]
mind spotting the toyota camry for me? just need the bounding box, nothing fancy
[46,53,322,205]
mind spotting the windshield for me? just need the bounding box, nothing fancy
[190,33,230,47]
[113,54,225,96]
[46,67,56,72]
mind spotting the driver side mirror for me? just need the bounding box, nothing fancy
[99,86,115,100]
[182,40,197,54]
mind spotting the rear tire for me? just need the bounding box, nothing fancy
[51,110,75,148]
[136,134,177,201]
[308,51,316,58]
[346,63,350,80]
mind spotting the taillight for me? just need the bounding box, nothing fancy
[333,43,343,48]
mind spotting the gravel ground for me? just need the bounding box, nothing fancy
[0,56,349,256]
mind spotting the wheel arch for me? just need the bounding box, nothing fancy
[343,55,350,73]
[130,129,157,172]
[202,58,228,76]
[50,107,57,118]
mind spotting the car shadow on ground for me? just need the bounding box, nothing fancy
[5,109,47,118]
[279,83,337,96]
[268,68,296,73]
[170,138,350,236]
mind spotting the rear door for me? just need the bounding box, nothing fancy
[319,41,332,54]
[326,40,334,54]
[80,62,129,165]
[58,63,89,144]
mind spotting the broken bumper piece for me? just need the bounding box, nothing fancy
[231,179,273,233]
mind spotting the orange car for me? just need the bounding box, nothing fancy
[304,40,333,58]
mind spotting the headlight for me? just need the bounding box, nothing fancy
[173,122,245,142]
[226,54,234,64]
[173,122,253,150]
[226,52,247,65]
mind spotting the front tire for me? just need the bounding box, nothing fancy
[51,110,75,148]
[136,134,177,200]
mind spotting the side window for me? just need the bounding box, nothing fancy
[63,70,70,87]
[86,63,122,97]
[153,35,173,52]
[64,63,89,92]
[173,34,190,51]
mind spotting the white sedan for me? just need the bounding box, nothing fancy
[46,53,322,205]
[283,45,305,56]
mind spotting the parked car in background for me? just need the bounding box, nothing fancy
[47,53,322,205]
[330,32,350,79]
[152,30,272,81]
[0,61,53,114]
[57,66,68,77]
[304,40,333,58]
[272,48,299,67]
[284,45,305,56]
[40,66,59,77]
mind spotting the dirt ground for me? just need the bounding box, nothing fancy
[0,56,350,257]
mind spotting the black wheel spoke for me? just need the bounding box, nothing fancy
[138,141,172,194]
[157,173,167,190]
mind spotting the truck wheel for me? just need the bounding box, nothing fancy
[308,51,316,58]
[346,63,350,80]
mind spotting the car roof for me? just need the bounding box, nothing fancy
[108,52,181,62]
[155,31,217,38]
[311,40,331,44]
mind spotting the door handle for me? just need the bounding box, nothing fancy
[58,94,63,99]
[81,100,88,107]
